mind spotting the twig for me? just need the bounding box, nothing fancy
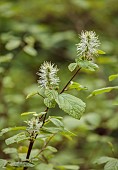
[60,67,81,94]
[23,67,81,170]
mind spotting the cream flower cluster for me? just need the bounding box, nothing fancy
[25,117,42,134]
[76,31,100,59]
[37,61,60,90]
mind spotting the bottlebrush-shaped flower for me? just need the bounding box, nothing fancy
[37,61,60,90]
[76,31,100,59]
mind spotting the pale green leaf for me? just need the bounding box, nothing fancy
[0,54,13,63]
[56,165,80,170]
[49,117,64,127]
[36,163,54,170]
[23,45,37,56]
[104,159,118,170]
[3,148,17,154]
[94,156,113,165]
[10,161,34,167]
[88,86,118,98]
[42,127,62,134]
[33,112,46,117]
[45,89,58,100]
[55,93,86,119]
[21,111,36,116]
[44,98,56,108]
[0,159,7,168]
[97,50,106,54]
[76,59,99,71]
[109,74,118,81]
[5,132,28,145]
[68,63,77,72]
[0,126,26,136]
[68,81,87,91]
[5,39,21,50]
[46,146,57,152]
[26,91,38,99]
[60,128,76,140]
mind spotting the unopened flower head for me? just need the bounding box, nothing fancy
[25,117,42,133]
[76,31,100,59]
[37,61,60,90]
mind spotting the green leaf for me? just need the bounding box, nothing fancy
[68,81,87,91]
[26,91,38,99]
[0,126,26,136]
[45,89,58,100]
[55,93,86,119]
[109,74,118,81]
[68,63,77,72]
[46,146,57,152]
[21,111,36,116]
[42,127,62,134]
[5,39,21,50]
[88,86,118,98]
[33,112,46,117]
[49,117,64,127]
[104,159,118,170]
[10,161,34,167]
[76,58,99,71]
[5,132,29,145]
[36,163,54,170]
[23,45,37,56]
[0,159,7,168]
[60,128,76,140]
[3,148,17,154]
[56,165,80,170]
[97,50,106,54]
[94,156,113,165]
[0,54,13,63]
[44,98,56,108]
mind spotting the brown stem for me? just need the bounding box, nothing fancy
[23,140,34,170]
[23,67,81,170]
[60,67,81,94]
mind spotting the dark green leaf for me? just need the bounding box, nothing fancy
[55,93,86,119]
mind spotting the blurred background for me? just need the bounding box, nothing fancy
[0,0,118,169]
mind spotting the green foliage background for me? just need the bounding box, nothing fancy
[0,0,118,169]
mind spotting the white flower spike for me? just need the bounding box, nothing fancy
[76,31,100,59]
[37,61,60,90]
